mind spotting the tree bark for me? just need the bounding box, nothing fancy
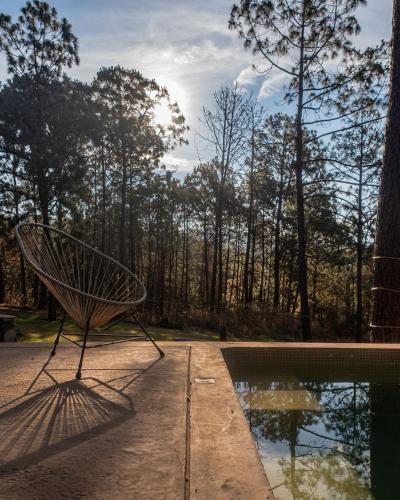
[356,127,364,341]
[202,209,210,305]
[101,143,106,253]
[0,245,5,303]
[372,0,400,341]
[258,213,266,303]
[119,145,127,265]
[294,8,311,340]
[210,194,221,311]
[243,130,255,307]
[273,169,284,313]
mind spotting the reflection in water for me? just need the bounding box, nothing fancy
[232,368,400,500]
[370,383,400,500]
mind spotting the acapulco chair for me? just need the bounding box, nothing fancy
[16,222,164,379]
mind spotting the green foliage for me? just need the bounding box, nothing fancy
[0,0,387,341]
[0,0,79,79]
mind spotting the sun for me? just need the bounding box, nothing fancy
[153,77,188,126]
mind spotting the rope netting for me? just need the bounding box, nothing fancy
[371,255,400,331]
[16,223,146,330]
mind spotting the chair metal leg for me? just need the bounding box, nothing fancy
[51,313,66,356]
[98,311,131,332]
[76,316,91,379]
[131,313,165,357]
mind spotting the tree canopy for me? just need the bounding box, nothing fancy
[0,0,389,342]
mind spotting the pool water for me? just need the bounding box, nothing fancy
[229,365,400,500]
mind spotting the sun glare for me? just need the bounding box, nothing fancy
[154,77,188,126]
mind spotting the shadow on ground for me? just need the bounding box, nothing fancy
[0,356,161,475]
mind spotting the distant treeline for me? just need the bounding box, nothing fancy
[0,1,388,341]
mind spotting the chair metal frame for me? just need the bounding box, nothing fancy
[16,222,164,379]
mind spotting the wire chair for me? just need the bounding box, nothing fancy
[16,222,164,379]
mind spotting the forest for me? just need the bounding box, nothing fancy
[0,1,390,342]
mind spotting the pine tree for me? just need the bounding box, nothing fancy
[229,0,384,340]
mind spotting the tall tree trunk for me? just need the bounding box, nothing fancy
[0,244,5,303]
[92,157,98,246]
[19,255,27,307]
[38,181,50,226]
[259,213,266,303]
[168,224,174,317]
[224,223,231,303]
[179,210,185,303]
[202,210,210,305]
[249,225,256,304]
[286,240,295,313]
[243,133,255,306]
[265,235,274,309]
[210,194,221,311]
[229,220,240,305]
[101,143,106,253]
[129,189,135,269]
[12,170,27,306]
[294,10,311,340]
[119,146,127,265]
[311,254,318,320]
[273,172,284,313]
[356,127,364,341]
[372,0,400,341]
[37,172,57,320]
[184,213,190,306]
[217,204,224,309]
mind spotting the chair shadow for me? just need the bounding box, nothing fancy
[0,356,162,476]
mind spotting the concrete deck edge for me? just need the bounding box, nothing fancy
[189,344,273,499]
[6,340,400,349]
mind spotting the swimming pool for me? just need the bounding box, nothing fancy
[224,347,400,499]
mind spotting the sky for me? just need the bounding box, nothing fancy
[0,0,393,175]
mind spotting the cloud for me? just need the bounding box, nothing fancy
[235,65,258,89]
[258,70,290,99]
[172,46,203,65]
[162,153,195,173]
[0,0,391,174]
[234,64,290,100]
[170,40,238,66]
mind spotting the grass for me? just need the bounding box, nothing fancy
[2,307,275,343]
[15,310,221,343]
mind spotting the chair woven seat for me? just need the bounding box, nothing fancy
[16,222,164,378]
[16,223,146,330]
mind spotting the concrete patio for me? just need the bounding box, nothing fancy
[0,342,272,500]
